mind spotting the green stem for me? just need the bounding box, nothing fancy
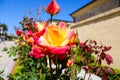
[95,55,99,66]
[48,54,53,75]
[44,56,47,66]
[70,65,76,80]
[55,55,58,75]
[50,14,53,23]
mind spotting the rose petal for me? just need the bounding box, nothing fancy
[49,46,70,54]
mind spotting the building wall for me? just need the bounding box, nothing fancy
[75,0,120,22]
[70,8,120,69]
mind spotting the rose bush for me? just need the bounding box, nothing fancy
[3,0,120,80]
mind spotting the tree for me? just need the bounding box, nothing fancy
[0,23,8,40]
[0,23,8,34]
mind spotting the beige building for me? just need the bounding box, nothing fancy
[70,0,120,69]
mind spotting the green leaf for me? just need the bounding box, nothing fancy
[37,63,40,69]
[2,47,8,52]
[74,56,81,63]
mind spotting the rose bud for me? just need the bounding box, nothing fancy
[46,0,60,15]
[16,30,22,36]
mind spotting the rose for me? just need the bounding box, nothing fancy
[23,22,46,46]
[34,21,47,32]
[37,22,76,60]
[23,30,34,46]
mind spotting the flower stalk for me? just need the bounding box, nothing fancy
[50,14,53,23]
[48,54,53,75]
[55,55,58,75]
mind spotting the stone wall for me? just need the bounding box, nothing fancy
[70,7,120,69]
[75,0,120,22]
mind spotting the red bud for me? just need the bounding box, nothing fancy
[16,30,22,36]
[46,0,60,15]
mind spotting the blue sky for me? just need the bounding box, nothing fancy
[0,0,92,34]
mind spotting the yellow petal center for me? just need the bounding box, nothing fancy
[44,25,67,47]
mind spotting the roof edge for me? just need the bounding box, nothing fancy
[47,19,72,23]
[70,7,120,28]
[70,0,96,16]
